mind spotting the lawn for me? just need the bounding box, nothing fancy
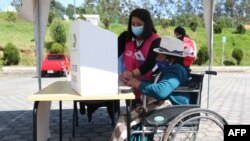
[1,12,250,66]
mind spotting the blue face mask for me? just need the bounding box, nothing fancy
[131,26,144,37]
[156,60,170,71]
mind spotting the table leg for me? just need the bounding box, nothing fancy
[59,101,62,141]
[72,101,77,137]
[33,101,39,141]
[111,100,116,127]
[34,101,51,141]
[126,100,132,141]
[76,102,78,126]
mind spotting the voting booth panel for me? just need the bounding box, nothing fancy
[70,19,118,95]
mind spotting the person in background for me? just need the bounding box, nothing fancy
[110,36,191,141]
[118,8,161,102]
[174,26,197,67]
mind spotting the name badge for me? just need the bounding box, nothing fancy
[134,51,145,61]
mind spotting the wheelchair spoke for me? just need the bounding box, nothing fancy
[162,109,227,141]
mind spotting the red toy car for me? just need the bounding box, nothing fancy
[41,54,70,77]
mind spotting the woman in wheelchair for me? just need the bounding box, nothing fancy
[110,36,194,141]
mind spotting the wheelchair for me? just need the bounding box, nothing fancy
[128,72,228,141]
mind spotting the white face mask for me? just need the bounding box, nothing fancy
[176,35,182,38]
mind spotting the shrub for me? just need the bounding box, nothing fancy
[234,24,246,34]
[232,48,243,65]
[103,18,110,29]
[78,14,86,20]
[3,43,20,65]
[0,58,5,67]
[214,23,222,34]
[214,17,236,28]
[5,12,16,24]
[189,22,197,32]
[223,60,235,66]
[161,19,170,29]
[44,41,54,51]
[50,20,67,45]
[195,46,209,66]
[49,43,64,53]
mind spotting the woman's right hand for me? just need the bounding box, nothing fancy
[119,70,133,85]
[119,74,128,85]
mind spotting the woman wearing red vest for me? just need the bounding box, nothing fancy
[174,26,197,67]
[118,8,160,102]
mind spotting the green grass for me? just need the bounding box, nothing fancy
[0,13,35,50]
[149,26,250,66]
[1,12,250,66]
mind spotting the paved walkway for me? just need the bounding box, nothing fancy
[2,66,250,73]
[0,67,250,141]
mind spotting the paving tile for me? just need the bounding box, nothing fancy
[1,71,250,140]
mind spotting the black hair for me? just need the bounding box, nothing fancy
[118,31,130,57]
[165,55,184,64]
[165,55,191,72]
[174,26,189,41]
[127,8,157,40]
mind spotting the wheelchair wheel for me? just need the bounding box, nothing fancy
[162,108,228,141]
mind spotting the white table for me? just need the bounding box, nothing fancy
[28,81,135,141]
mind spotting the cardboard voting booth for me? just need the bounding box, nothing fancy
[70,19,118,95]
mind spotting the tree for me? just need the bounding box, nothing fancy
[141,0,152,10]
[96,0,122,25]
[50,0,66,19]
[10,0,21,11]
[153,0,165,20]
[83,0,98,14]
[50,20,67,45]
[242,0,250,22]
[46,20,67,53]
[48,12,55,26]
[234,0,250,22]
[66,4,75,20]
[224,0,236,18]
[215,0,226,18]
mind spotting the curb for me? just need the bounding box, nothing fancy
[191,66,250,73]
[0,67,36,75]
[1,66,250,74]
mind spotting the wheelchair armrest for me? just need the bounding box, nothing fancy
[173,87,200,93]
[143,105,199,126]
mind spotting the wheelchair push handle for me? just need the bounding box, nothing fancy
[205,70,217,75]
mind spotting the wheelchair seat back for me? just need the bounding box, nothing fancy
[189,73,204,105]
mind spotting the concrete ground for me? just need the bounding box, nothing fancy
[0,66,250,141]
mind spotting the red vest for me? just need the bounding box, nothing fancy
[183,37,197,66]
[123,33,159,99]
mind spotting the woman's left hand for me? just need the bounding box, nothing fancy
[127,78,141,89]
